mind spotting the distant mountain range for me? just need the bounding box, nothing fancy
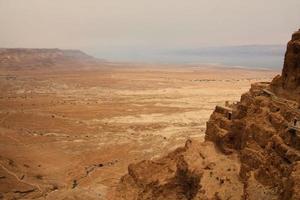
[0,48,104,70]
[164,45,286,69]
[170,45,285,57]
[89,45,286,69]
[0,45,286,70]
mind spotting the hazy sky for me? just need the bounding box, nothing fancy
[0,0,299,60]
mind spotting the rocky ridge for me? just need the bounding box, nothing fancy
[114,30,300,199]
[0,48,102,70]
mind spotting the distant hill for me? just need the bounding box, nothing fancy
[0,48,105,70]
[167,45,286,68]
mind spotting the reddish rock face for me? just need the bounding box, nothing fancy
[282,29,300,89]
[272,29,300,103]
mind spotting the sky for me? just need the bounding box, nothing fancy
[0,0,299,62]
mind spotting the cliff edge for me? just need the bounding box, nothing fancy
[114,30,300,200]
[271,29,300,103]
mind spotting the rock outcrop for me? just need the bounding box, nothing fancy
[114,30,300,199]
[271,29,300,103]
[115,140,244,200]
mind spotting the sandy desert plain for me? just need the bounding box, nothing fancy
[0,63,278,199]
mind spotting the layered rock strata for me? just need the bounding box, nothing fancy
[271,29,300,103]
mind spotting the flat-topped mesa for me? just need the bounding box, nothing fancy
[271,29,300,102]
[0,48,103,70]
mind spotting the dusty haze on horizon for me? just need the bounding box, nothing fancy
[0,0,299,60]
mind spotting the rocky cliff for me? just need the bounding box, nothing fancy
[0,48,102,70]
[114,30,300,200]
[271,29,300,103]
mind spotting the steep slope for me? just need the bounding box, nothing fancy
[114,30,300,199]
[115,140,244,200]
[271,29,300,103]
[206,82,299,199]
[0,48,103,71]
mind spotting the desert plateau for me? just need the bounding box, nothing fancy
[0,47,279,199]
[1,1,300,199]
